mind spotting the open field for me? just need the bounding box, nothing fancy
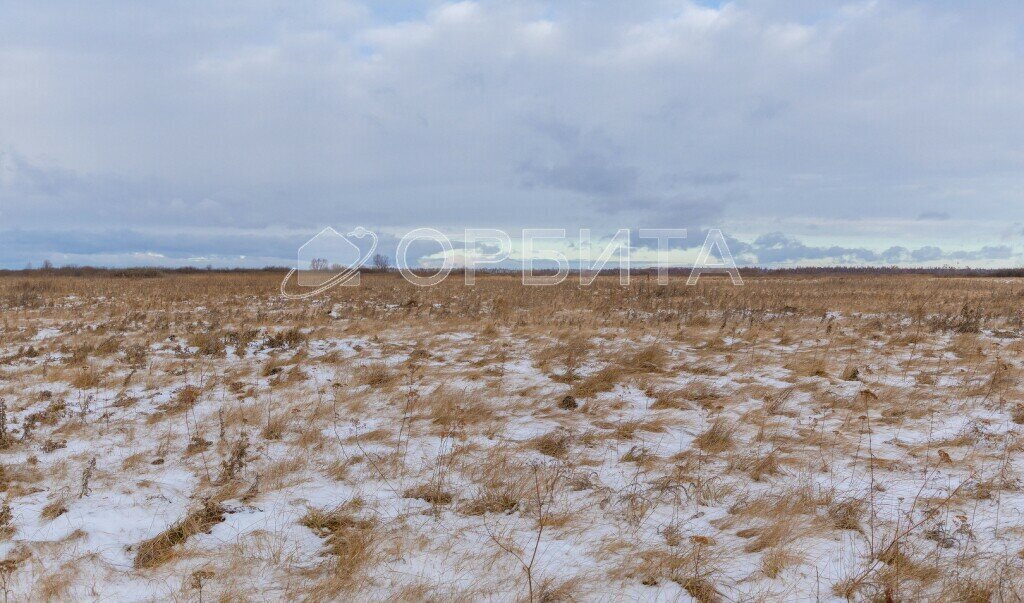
[0,272,1022,601]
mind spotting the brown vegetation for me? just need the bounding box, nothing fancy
[0,271,1021,599]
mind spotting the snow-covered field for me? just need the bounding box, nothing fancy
[0,273,1022,601]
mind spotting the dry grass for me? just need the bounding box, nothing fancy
[133,501,226,569]
[694,419,735,453]
[357,362,397,389]
[39,498,69,521]
[527,429,572,458]
[0,272,1021,599]
[569,366,622,399]
[300,501,378,581]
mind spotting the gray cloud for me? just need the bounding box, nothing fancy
[948,246,1014,261]
[911,246,944,262]
[518,153,639,197]
[1,1,1023,266]
[749,233,879,265]
[917,211,951,221]
[0,227,416,269]
[0,226,1015,269]
[679,172,741,188]
[731,234,1019,267]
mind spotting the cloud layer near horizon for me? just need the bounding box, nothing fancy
[1,1,1023,267]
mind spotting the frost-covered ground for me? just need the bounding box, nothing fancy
[0,275,1022,601]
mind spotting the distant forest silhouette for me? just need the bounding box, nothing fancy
[4,265,1024,278]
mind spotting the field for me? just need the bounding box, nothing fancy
[0,272,1022,601]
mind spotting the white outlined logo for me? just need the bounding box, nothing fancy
[281,227,741,298]
[280,227,377,299]
[396,228,454,287]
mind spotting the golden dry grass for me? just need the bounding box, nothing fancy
[0,271,1021,600]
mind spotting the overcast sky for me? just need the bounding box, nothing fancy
[2,0,1023,268]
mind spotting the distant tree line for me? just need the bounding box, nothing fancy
[307,254,391,273]
[3,262,1023,279]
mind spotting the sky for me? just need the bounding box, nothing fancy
[1,0,1023,268]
